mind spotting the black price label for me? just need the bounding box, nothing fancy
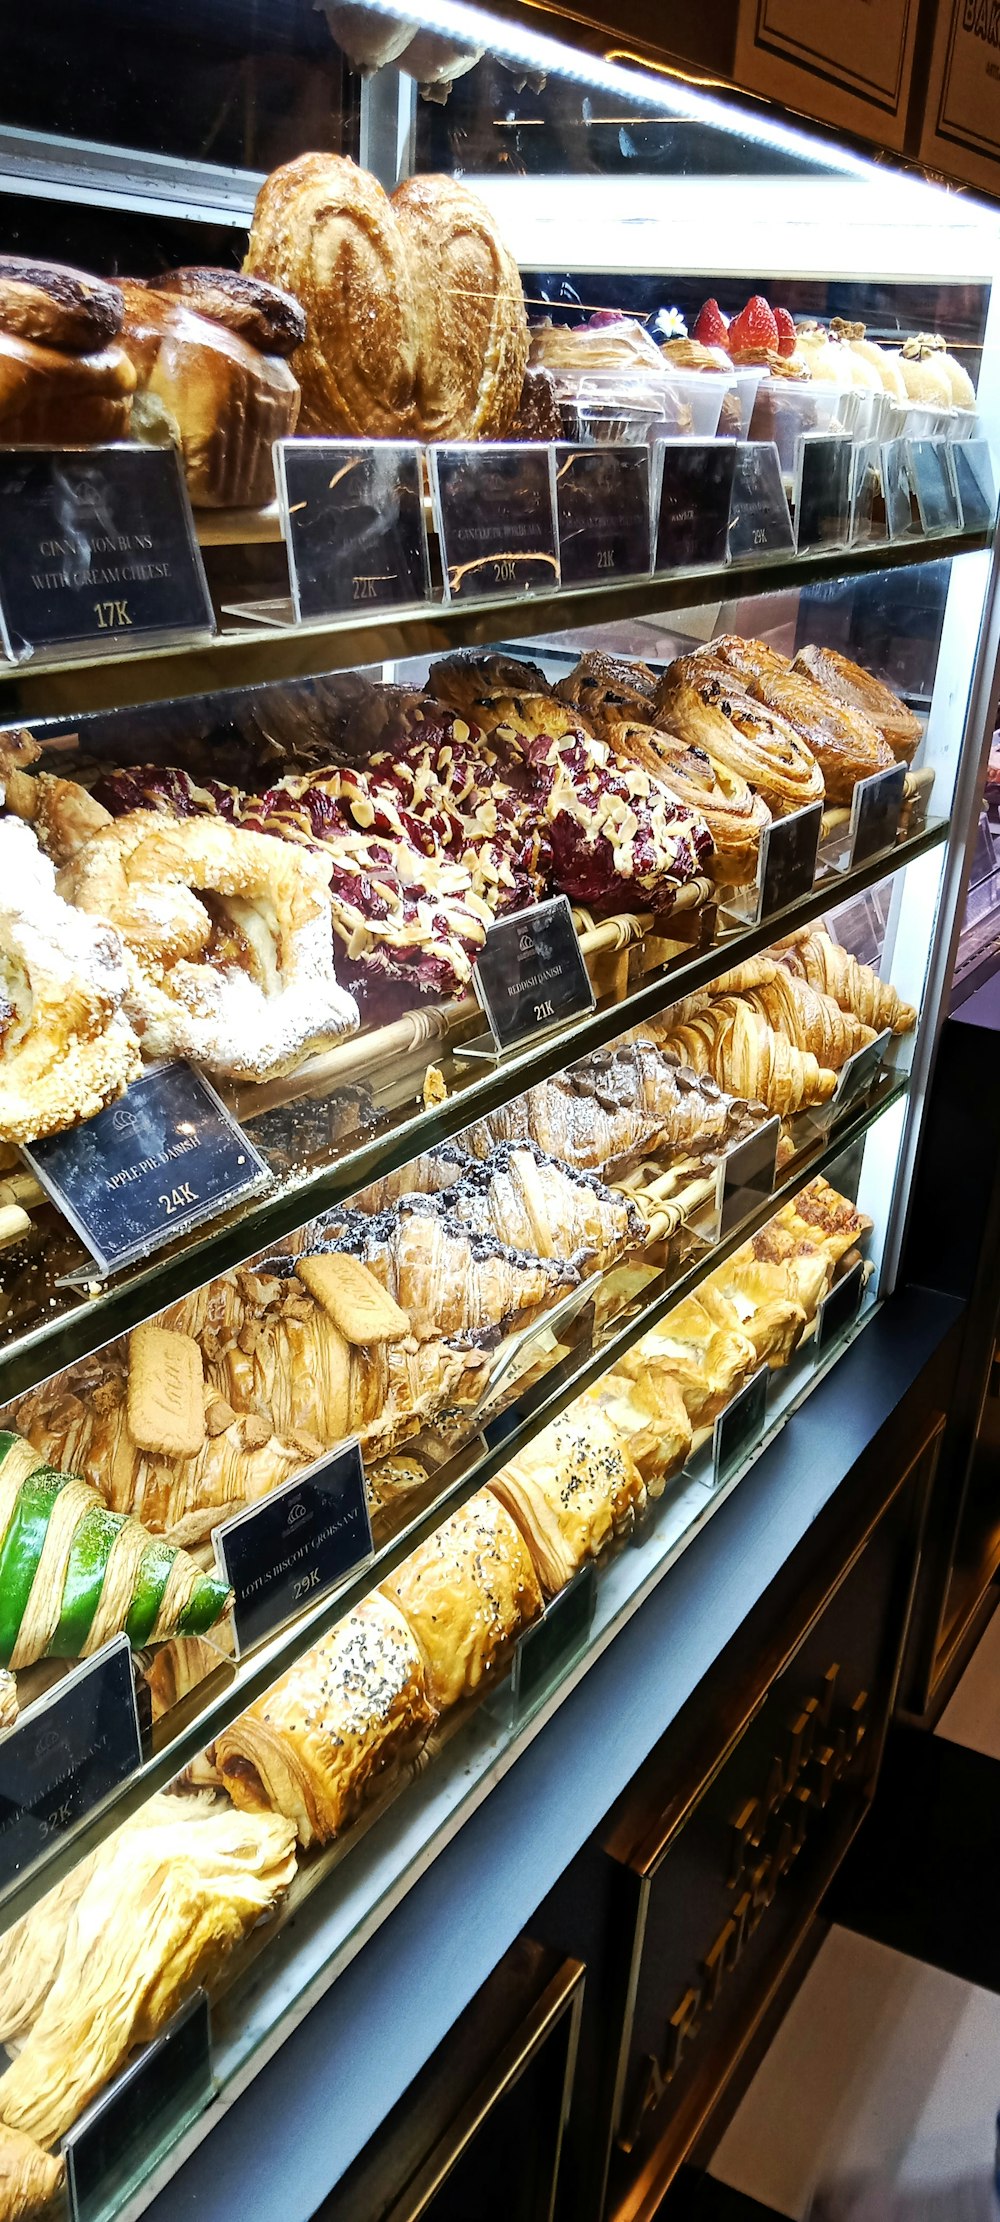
[64,1990,212,2222]
[756,800,823,920]
[23,1062,270,1277]
[716,1116,780,1241]
[794,433,854,552]
[952,439,996,531]
[554,444,650,585]
[850,439,888,546]
[727,442,795,561]
[829,1027,892,1118]
[430,444,559,601]
[908,440,962,535]
[849,763,906,868]
[0,445,214,663]
[713,1367,768,1487]
[0,1636,141,1895]
[511,1561,597,1713]
[473,895,594,1054]
[654,440,736,570]
[882,438,920,540]
[213,1440,373,1656]
[814,1259,866,1354]
[276,439,430,620]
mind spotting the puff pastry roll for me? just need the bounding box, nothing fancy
[0,2126,63,2221]
[489,1407,646,1594]
[214,1595,436,1847]
[381,1489,542,1708]
[584,1368,692,1490]
[705,634,894,805]
[620,1295,757,1428]
[698,1278,807,1371]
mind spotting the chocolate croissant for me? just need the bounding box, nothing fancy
[303,1195,581,1344]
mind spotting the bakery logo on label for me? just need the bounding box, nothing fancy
[554,444,651,585]
[430,444,560,600]
[0,446,215,662]
[655,440,737,571]
[213,1439,373,1655]
[275,439,430,621]
[473,895,594,1053]
[23,1062,270,1276]
[0,1635,141,1894]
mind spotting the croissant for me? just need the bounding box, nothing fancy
[435,1140,645,1271]
[381,1488,542,1708]
[602,719,770,887]
[778,930,916,1034]
[655,656,825,816]
[0,1431,229,1668]
[663,999,837,1115]
[215,1594,436,1846]
[740,967,876,1068]
[0,1670,15,1730]
[306,1195,581,1343]
[619,1294,756,1427]
[793,645,921,763]
[490,1406,647,1593]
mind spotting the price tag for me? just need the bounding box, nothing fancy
[713,1367,768,1487]
[471,895,594,1055]
[63,1990,212,2222]
[794,433,854,552]
[849,763,906,868]
[654,439,737,570]
[756,800,823,920]
[951,439,997,532]
[850,439,888,547]
[213,1439,372,1657]
[23,1063,270,1278]
[511,1562,597,1713]
[430,444,559,601]
[727,442,795,560]
[0,445,214,663]
[829,1027,892,1119]
[908,440,963,535]
[0,1636,141,1895]
[554,444,650,585]
[716,1116,781,1240]
[882,438,921,540]
[814,1258,866,1354]
[275,439,430,619]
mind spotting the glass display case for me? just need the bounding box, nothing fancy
[0,5,998,2217]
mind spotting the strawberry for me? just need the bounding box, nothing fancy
[729,294,780,356]
[773,305,797,358]
[693,297,730,351]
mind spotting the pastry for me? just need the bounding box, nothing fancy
[0,816,141,1147]
[740,964,876,1068]
[0,2127,63,2220]
[215,1593,436,1845]
[490,1405,647,1592]
[603,720,770,887]
[663,998,837,1115]
[509,365,562,441]
[698,1275,806,1371]
[428,651,553,722]
[0,1430,230,1667]
[0,257,124,352]
[120,275,301,507]
[777,930,916,1033]
[656,656,825,816]
[584,1367,692,1489]
[466,1038,764,1178]
[554,650,659,733]
[0,729,110,870]
[0,1670,15,1731]
[792,645,921,763]
[58,809,359,1083]
[619,1293,756,1427]
[437,1140,645,1271]
[539,747,713,915]
[0,1794,297,2148]
[528,314,667,377]
[705,635,894,806]
[381,1488,542,1708]
[897,337,956,411]
[0,257,135,442]
[303,1195,581,1343]
[245,153,526,441]
[847,334,908,401]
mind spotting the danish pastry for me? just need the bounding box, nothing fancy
[792,645,921,763]
[706,635,893,805]
[619,1294,756,1427]
[603,720,770,886]
[656,656,825,815]
[381,1488,542,1708]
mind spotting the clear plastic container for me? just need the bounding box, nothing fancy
[547,366,690,446]
[748,378,847,472]
[656,368,734,440]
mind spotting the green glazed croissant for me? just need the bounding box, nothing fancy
[0,1433,230,1670]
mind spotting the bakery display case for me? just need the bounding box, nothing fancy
[0,4,998,2218]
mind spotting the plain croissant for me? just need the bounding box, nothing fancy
[663,998,837,1116]
[778,930,916,1034]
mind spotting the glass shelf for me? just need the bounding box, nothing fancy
[0,1072,905,1932]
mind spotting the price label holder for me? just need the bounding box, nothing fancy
[653,439,737,570]
[0,1635,142,1896]
[848,762,907,869]
[23,1062,270,1279]
[827,1027,893,1123]
[715,1116,781,1243]
[712,1367,769,1489]
[757,799,823,921]
[460,895,594,1063]
[554,443,651,585]
[908,439,963,535]
[429,443,560,601]
[793,433,854,552]
[0,445,214,664]
[882,438,922,541]
[509,1562,597,1718]
[63,1990,212,2222]
[850,439,888,546]
[484,1272,602,1409]
[727,442,795,562]
[814,1258,866,1357]
[274,438,430,619]
[951,438,997,532]
[213,1440,373,1657]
